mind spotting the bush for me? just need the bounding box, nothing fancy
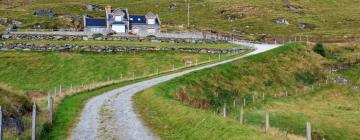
[313,43,326,57]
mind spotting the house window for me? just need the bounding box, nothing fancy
[115,16,122,22]
[147,19,155,24]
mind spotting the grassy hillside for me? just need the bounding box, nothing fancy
[134,43,360,139]
[134,87,276,140]
[1,0,360,38]
[0,51,217,93]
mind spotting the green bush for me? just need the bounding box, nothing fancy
[313,43,326,57]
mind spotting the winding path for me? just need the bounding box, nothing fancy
[71,41,280,140]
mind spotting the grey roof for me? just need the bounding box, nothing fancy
[112,9,125,16]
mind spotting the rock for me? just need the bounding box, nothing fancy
[84,5,99,11]
[83,36,89,40]
[2,34,10,39]
[298,23,306,29]
[95,37,103,40]
[169,2,177,9]
[33,9,55,17]
[274,18,289,25]
[11,20,22,25]
[54,36,64,40]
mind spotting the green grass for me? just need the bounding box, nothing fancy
[42,78,145,140]
[243,84,360,140]
[2,0,360,38]
[133,43,360,139]
[133,87,276,140]
[2,40,241,49]
[339,64,360,85]
[0,51,216,92]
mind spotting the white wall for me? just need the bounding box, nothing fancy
[112,24,126,33]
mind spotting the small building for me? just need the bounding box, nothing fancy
[84,5,161,34]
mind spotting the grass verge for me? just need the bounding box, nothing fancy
[133,87,275,140]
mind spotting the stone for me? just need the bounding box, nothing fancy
[274,18,290,25]
[2,34,10,39]
[169,2,177,9]
[298,23,306,29]
[54,36,64,40]
[33,9,55,17]
[84,5,99,11]
[82,36,89,41]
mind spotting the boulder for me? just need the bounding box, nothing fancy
[274,18,290,25]
[169,2,177,9]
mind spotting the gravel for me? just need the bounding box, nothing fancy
[71,41,280,140]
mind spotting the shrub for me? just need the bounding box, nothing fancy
[313,43,326,57]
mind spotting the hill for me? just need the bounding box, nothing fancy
[1,0,360,39]
[134,43,360,139]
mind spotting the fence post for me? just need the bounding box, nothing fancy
[70,83,73,92]
[59,85,62,96]
[32,103,36,140]
[223,103,226,117]
[48,96,53,124]
[252,95,255,103]
[233,100,236,108]
[172,64,175,71]
[240,106,244,124]
[243,98,246,107]
[262,93,265,101]
[120,73,123,80]
[306,122,312,140]
[0,106,2,140]
[265,111,269,133]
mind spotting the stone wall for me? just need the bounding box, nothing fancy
[0,42,247,54]
[1,33,225,44]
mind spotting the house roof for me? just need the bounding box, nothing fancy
[145,12,156,18]
[86,18,106,27]
[129,15,147,24]
[110,9,128,20]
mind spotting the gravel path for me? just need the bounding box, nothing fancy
[71,41,280,140]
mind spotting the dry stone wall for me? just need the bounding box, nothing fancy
[0,42,246,54]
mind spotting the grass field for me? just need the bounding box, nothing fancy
[0,51,217,93]
[134,87,276,140]
[2,40,241,49]
[1,0,360,38]
[133,43,360,140]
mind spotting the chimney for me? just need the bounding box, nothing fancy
[105,5,111,29]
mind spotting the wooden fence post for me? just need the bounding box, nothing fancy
[70,83,73,92]
[0,106,3,140]
[233,100,236,108]
[48,96,53,124]
[59,85,62,96]
[32,103,36,140]
[306,122,312,140]
[223,103,226,117]
[265,111,269,133]
[120,73,123,80]
[239,106,244,124]
[252,95,255,103]
[243,98,246,107]
[262,93,265,101]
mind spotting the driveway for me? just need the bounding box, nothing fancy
[71,41,280,140]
